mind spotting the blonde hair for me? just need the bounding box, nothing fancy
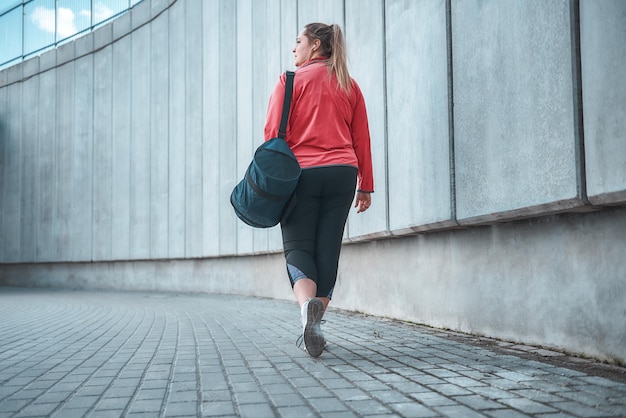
[304,23,351,94]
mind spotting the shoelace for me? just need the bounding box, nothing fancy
[295,320,326,349]
[296,333,304,348]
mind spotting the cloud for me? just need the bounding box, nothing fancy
[94,3,115,22]
[30,6,55,34]
[79,3,115,23]
[30,6,77,38]
[57,7,77,37]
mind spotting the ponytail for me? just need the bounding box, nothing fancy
[304,23,352,94]
[329,24,351,94]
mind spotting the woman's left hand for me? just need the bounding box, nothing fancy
[354,192,371,213]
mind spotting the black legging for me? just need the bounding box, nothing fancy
[281,165,358,299]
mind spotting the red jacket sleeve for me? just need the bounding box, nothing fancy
[264,74,286,141]
[351,83,374,193]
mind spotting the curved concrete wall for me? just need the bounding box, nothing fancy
[1,0,625,362]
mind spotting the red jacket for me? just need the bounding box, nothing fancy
[264,59,374,193]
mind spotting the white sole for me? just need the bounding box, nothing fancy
[303,298,325,357]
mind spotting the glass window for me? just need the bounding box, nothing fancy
[0,1,22,16]
[24,0,57,55]
[57,0,92,42]
[1,0,143,70]
[92,0,129,26]
[0,6,22,65]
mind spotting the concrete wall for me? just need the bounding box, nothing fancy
[1,0,625,362]
[4,208,624,363]
[453,0,582,223]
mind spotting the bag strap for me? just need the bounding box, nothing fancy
[277,71,295,139]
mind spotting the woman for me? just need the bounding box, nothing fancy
[264,23,374,357]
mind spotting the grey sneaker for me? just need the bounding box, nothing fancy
[300,298,325,357]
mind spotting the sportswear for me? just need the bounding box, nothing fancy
[264,58,374,193]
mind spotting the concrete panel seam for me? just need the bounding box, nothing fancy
[445,0,459,227]
[382,0,391,235]
[570,0,592,207]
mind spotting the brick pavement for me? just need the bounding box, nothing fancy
[0,287,624,417]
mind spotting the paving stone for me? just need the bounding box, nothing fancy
[135,388,167,400]
[15,402,58,416]
[486,408,534,418]
[508,389,566,403]
[307,396,350,413]
[319,411,360,418]
[237,402,276,417]
[95,396,132,410]
[389,402,439,417]
[0,288,625,418]
[426,382,473,396]
[163,401,197,416]
[409,391,459,407]
[126,399,162,413]
[453,394,505,410]
[90,410,126,418]
[275,405,318,418]
[268,392,306,408]
[498,397,558,414]
[0,399,31,413]
[345,398,391,415]
[297,386,334,399]
[434,404,488,418]
[355,379,396,392]
[52,406,91,418]
[200,400,236,416]
[444,376,487,387]
[332,387,370,401]
[62,395,100,409]
[550,401,621,417]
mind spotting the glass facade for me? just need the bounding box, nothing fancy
[23,0,56,56]
[0,0,145,69]
[0,6,22,67]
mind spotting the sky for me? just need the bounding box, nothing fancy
[30,1,118,38]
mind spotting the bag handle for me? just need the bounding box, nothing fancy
[277,71,295,139]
